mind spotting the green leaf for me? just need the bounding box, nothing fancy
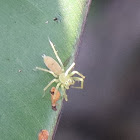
[0,0,90,139]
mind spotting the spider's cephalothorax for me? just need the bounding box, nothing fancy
[59,73,75,89]
[36,39,85,101]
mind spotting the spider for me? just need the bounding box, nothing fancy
[36,39,85,101]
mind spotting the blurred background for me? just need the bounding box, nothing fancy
[55,0,140,140]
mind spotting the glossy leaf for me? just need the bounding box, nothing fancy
[0,0,90,139]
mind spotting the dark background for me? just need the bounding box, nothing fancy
[55,0,140,140]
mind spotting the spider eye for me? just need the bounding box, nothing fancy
[65,81,68,85]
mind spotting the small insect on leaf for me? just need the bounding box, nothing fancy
[53,17,58,21]
[38,130,49,140]
[50,87,61,111]
[53,14,62,23]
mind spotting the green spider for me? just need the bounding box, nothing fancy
[36,39,85,101]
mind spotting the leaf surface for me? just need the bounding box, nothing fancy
[0,0,90,139]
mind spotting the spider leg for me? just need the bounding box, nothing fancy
[72,77,84,89]
[54,83,61,95]
[48,38,64,71]
[69,71,85,79]
[43,79,59,97]
[36,67,57,78]
[65,62,75,76]
[61,85,68,101]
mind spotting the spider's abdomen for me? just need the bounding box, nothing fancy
[43,55,62,75]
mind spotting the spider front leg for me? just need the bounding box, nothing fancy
[65,62,75,76]
[48,38,64,71]
[69,71,85,79]
[36,67,58,78]
[72,77,84,89]
[61,85,68,101]
[43,79,59,97]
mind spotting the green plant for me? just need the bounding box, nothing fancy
[0,0,91,139]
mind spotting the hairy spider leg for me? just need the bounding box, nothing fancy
[65,62,75,76]
[72,77,84,89]
[48,38,64,71]
[43,79,59,97]
[61,85,68,101]
[54,83,61,95]
[36,67,58,78]
[69,71,85,79]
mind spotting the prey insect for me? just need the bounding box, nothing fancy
[36,39,85,101]
[38,129,49,140]
[50,87,61,111]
